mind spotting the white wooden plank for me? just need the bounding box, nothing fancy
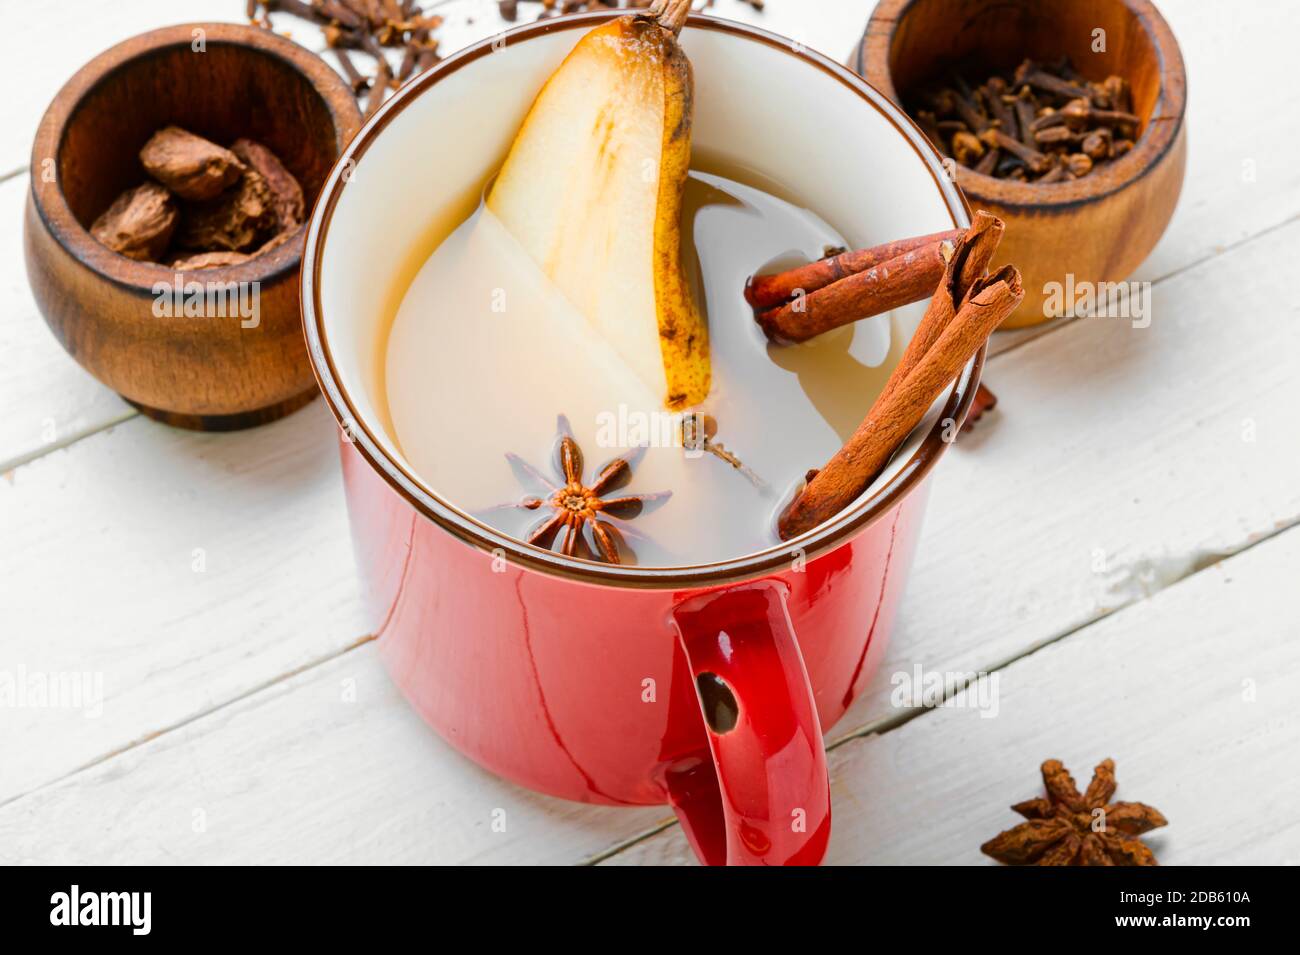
[0,175,133,473]
[0,641,671,865]
[1135,0,1300,282]
[605,522,1300,864]
[0,400,368,804]
[822,212,1300,745]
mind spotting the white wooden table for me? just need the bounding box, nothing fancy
[2,0,1298,866]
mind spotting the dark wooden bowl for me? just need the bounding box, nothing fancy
[24,23,361,430]
[857,0,1187,327]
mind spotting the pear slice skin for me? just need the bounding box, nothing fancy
[487,16,710,411]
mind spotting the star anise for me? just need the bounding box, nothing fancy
[498,415,670,565]
[981,758,1168,866]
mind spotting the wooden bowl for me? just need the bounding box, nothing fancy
[24,23,362,430]
[856,0,1187,328]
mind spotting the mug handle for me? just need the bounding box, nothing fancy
[668,580,831,866]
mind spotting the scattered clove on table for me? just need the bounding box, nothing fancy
[249,0,445,116]
[249,1,764,116]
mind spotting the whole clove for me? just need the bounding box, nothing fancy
[314,0,364,30]
[1103,74,1132,113]
[415,41,440,73]
[1033,125,1073,145]
[981,76,1017,140]
[365,50,392,118]
[396,28,422,82]
[949,85,990,133]
[980,128,1051,174]
[908,57,1139,183]
[333,47,370,93]
[1081,127,1113,161]
[1059,98,1140,133]
[267,0,317,21]
[952,131,984,166]
[1011,87,1039,148]
[1066,153,1094,178]
[1013,60,1092,103]
[1038,161,1068,184]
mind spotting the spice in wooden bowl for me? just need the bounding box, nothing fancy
[26,21,361,429]
[908,58,1140,184]
[856,0,1188,328]
[90,126,304,268]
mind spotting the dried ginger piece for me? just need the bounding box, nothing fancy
[90,182,178,261]
[230,138,304,231]
[177,168,276,252]
[170,250,251,270]
[140,126,246,201]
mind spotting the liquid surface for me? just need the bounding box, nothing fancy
[385,167,908,566]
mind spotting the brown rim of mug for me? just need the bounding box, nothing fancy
[28,22,361,295]
[301,11,981,590]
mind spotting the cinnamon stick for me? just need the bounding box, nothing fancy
[745,229,962,312]
[779,264,1023,540]
[753,236,957,344]
[874,211,1004,409]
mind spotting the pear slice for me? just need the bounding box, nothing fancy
[487,2,710,411]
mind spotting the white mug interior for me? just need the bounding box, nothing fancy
[305,13,971,575]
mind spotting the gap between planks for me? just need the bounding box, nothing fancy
[0,407,137,475]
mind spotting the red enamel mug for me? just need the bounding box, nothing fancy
[302,12,976,866]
